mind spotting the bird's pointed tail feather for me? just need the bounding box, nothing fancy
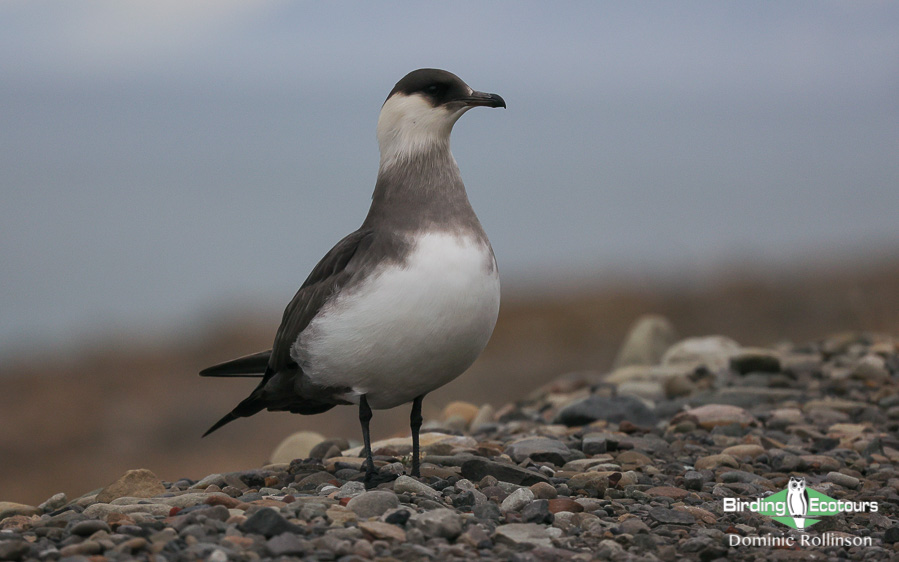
[202,368,274,437]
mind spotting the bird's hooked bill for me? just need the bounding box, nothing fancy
[463,91,506,109]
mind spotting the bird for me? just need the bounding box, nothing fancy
[200,68,505,484]
[786,476,809,529]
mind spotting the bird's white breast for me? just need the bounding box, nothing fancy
[294,231,500,409]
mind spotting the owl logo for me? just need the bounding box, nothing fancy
[787,476,810,529]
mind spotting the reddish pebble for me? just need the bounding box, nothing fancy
[249,499,287,508]
[169,507,182,517]
[205,495,243,509]
[529,482,558,499]
[646,486,689,500]
[339,497,352,507]
[618,420,644,434]
[547,498,584,514]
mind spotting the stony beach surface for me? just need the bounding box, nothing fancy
[2,323,898,561]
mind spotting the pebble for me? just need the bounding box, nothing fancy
[238,507,301,537]
[505,437,575,465]
[346,491,399,518]
[613,314,678,368]
[825,471,861,489]
[0,501,40,520]
[325,505,357,526]
[721,444,765,459]
[0,541,30,561]
[521,499,553,524]
[82,502,172,518]
[1,332,894,561]
[441,401,481,426]
[460,458,550,486]
[412,508,462,540]
[617,449,653,469]
[269,430,325,463]
[581,433,619,455]
[766,451,798,472]
[393,475,441,499]
[554,394,658,427]
[683,470,704,491]
[473,502,502,521]
[470,403,496,432]
[547,498,583,514]
[494,523,553,547]
[618,516,651,534]
[529,481,557,499]
[266,532,310,556]
[459,524,492,548]
[500,487,534,512]
[96,468,165,503]
[648,506,696,525]
[674,404,756,429]
[358,520,406,541]
[70,519,111,536]
[335,480,366,498]
[59,540,101,557]
[567,472,608,496]
[37,492,67,512]
[661,335,741,372]
[729,348,782,374]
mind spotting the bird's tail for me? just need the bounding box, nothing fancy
[202,411,242,437]
[202,367,274,437]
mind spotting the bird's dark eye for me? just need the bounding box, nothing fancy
[425,84,445,95]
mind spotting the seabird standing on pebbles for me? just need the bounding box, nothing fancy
[201,69,505,483]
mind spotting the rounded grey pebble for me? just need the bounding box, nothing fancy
[346,490,399,519]
[683,471,703,491]
[412,508,463,540]
[473,502,502,521]
[69,519,111,536]
[825,471,860,489]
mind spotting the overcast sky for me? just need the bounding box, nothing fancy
[1,1,898,354]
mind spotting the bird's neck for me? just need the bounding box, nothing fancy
[363,146,480,234]
[375,93,463,171]
[376,120,453,171]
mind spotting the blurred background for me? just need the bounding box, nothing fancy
[1,1,898,505]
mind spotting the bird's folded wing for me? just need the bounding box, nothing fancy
[268,228,376,373]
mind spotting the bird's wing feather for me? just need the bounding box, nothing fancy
[199,350,270,376]
[269,228,375,373]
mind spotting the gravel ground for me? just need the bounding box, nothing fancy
[2,325,898,561]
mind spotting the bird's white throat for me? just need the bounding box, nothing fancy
[376,92,471,170]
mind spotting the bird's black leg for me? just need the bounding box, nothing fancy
[410,394,425,478]
[359,395,375,484]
